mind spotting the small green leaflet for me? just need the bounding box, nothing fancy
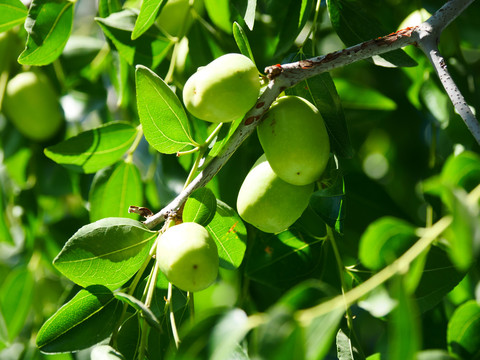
[206,200,247,270]
[447,300,480,359]
[44,121,138,174]
[89,161,144,222]
[36,286,122,353]
[132,0,167,40]
[18,0,74,66]
[0,0,27,33]
[233,22,255,64]
[53,218,157,290]
[96,8,173,68]
[183,187,217,227]
[135,65,195,154]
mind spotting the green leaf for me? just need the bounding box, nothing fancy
[53,217,157,290]
[326,0,417,68]
[206,200,247,270]
[209,309,250,360]
[114,292,161,331]
[443,188,479,271]
[96,9,173,68]
[337,328,364,360]
[416,350,456,360]
[183,187,217,227]
[44,122,138,174]
[359,217,417,270]
[413,246,466,314]
[0,0,27,33]
[204,0,231,34]
[132,0,167,40]
[0,184,13,245]
[441,151,480,193]
[334,78,397,111]
[286,71,353,158]
[18,0,74,66]
[233,22,255,64]
[89,161,144,222]
[0,267,34,341]
[91,345,126,360]
[388,278,420,360]
[447,300,480,360]
[36,286,122,353]
[135,65,195,154]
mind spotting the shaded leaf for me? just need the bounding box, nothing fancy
[36,286,123,353]
[359,217,417,270]
[136,65,195,154]
[44,122,138,174]
[114,292,161,331]
[18,0,74,65]
[334,78,397,111]
[53,217,157,290]
[89,161,144,222]
[327,0,417,67]
[96,9,173,68]
[183,187,217,227]
[206,199,247,270]
[447,300,480,360]
[0,0,27,33]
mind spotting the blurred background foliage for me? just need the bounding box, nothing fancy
[0,0,480,359]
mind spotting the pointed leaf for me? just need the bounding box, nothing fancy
[114,292,161,331]
[18,0,74,65]
[53,218,157,290]
[0,0,27,32]
[327,0,417,68]
[136,65,195,154]
[132,0,167,40]
[44,121,138,174]
[233,22,255,64]
[36,286,123,353]
[206,200,247,270]
[447,300,480,360]
[89,161,144,222]
[359,217,417,270]
[337,328,364,360]
[96,9,172,68]
[183,187,217,227]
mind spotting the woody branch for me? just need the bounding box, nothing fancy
[144,0,478,229]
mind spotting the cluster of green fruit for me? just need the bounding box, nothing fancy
[160,52,329,293]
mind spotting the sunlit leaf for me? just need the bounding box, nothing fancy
[132,0,166,40]
[91,345,126,360]
[334,78,397,111]
[18,0,74,65]
[183,187,217,227]
[337,328,364,360]
[36,286,122,353]
[44,122,138,174]
[53,218,157,290]
[0,0,27,32]
[233,22,255,64]
[136,65,195,154]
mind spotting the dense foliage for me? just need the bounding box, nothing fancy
[0,0,480,359]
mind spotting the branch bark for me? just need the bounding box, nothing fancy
[144,0,478,229]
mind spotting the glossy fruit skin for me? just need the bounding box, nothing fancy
[183,53,260,123]
[156,222,219,292]
[3,71,63,142]
[257,96,330,186]
[236,155,314,234]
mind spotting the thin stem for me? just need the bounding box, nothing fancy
[167,282,181,348]
[188,292,195,321]
[296,215,453,325]
[126,126,144,162]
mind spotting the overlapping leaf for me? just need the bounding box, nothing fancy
[53,218,157,290]
[0,0,27,33]
[136,65,195,154]
[44,121,138,174]
[183,187,217,227]
[132,0,166,40]
[18,0,74,65]
[447,300,480,360]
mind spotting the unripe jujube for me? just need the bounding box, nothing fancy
[183,53,260,123]
[156,222,218,292]
[236,155,314,234]
[257,96,330,186]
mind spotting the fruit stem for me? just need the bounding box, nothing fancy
[167,282,181,348]
[188,292,195,320]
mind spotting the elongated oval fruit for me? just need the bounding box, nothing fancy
[3,71,63,142]
[257,96,330,186]
[236,155,314,234]
[183,53,260,123]
[156,222,219,292]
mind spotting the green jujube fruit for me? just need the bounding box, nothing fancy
[156,222,219,292]
[257,96,330,186]
[2,71,63,142]
[182,53,260,123]
[236,155,314,234]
